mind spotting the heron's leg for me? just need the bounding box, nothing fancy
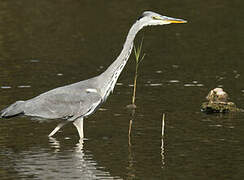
[73,117,84,139]
[48,121,69,137]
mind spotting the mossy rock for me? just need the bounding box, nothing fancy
[201,102,243,113]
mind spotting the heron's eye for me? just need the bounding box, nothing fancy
[152,16,161,20]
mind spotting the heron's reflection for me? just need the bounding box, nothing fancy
[12,137,115,179]
[49,137,61,153]
[127,108,166,172]
[127,108,136,179]
[161,138,165,168]
[161,114,166,168]
[75,138,85,152]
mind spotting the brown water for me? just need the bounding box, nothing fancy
[0,1,243,179]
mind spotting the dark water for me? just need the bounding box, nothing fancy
[0,1,243,179]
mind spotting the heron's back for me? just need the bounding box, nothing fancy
[1,76,102,120]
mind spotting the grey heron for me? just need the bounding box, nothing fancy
[0,11,186,140]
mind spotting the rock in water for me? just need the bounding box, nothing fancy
[201,88,243,113]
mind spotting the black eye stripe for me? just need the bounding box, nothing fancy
[137,15,143,20]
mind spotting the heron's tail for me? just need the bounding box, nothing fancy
[0,101,25,118]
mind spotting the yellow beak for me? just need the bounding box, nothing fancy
[162,16,187,24]
[165,19,187,23]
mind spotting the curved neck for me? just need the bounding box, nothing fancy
[99,20,143,99]
[103,21,142,76]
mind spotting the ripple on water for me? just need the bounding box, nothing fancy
[149,83,162,87]
[155,70,162,73]
[1,86,11,89]
[18,85,31,88]
[11,147,118,179]
[116,82,123,86]
[168,80,180,83]
[209,124,223,128]
[184,84,195,87]
[30,59,40,63]
[184,83,204,87]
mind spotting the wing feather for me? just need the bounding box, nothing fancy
[23,86,102,120]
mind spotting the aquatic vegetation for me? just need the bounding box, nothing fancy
[127,37,145,146]
[131,37,146,106]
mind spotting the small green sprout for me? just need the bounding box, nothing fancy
[131,37,146,105]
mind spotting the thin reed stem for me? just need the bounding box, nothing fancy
[128,119,133,146]
[132,64,138,105]
[161,113,165,137]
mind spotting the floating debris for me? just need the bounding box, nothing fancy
[201,88,244,113]
[57,73,63,76]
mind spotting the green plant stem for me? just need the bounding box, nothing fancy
[132,64,138,105]
[131,37,145,105]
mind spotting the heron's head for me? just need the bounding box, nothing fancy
[138,11,187,27]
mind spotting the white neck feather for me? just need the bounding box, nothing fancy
[99,20,144,100]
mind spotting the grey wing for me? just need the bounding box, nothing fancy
[23,89,102,120]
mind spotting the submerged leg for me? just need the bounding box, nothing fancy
[73,117,84,139]
[48,121,69,137]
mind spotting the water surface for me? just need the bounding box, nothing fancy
[0,1,243,179]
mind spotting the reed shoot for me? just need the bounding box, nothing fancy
[131,37,146,105]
